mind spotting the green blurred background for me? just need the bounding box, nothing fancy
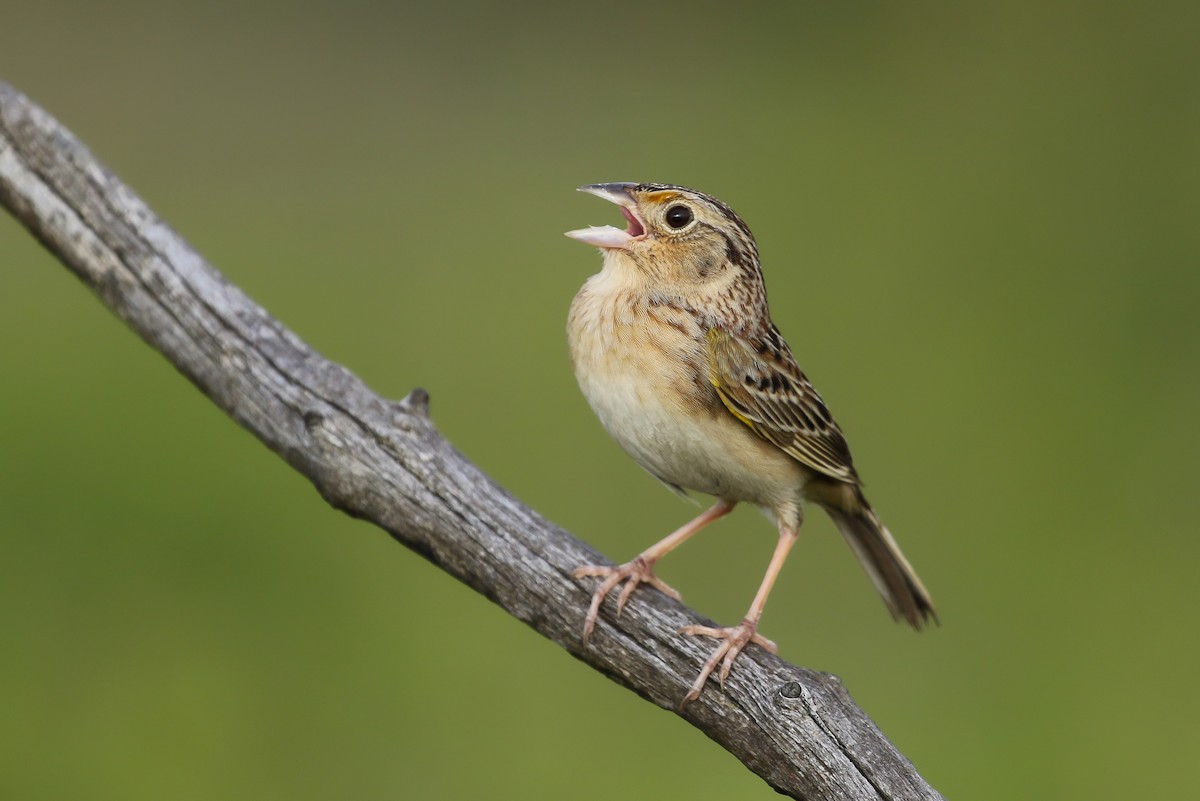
[3,1,1198,798]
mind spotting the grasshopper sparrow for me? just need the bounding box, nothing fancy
[565,182,935,707]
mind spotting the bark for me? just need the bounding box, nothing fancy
[0,82,942,801]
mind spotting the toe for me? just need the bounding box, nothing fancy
[678,620,769,704]
[645,574,682,601]
[572,564,613,579]
[615,574,641,614]
[678,623,724,638]
[718,645,742,685]
[750,632,778,653]
[680,641,730,710]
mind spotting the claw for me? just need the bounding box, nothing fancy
[678,618,772,709]
[573,557,681,643]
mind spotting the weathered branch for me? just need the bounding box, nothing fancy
[0,82,941,801]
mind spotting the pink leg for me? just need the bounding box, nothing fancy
[679,522,798,708]
[574,500,735,643]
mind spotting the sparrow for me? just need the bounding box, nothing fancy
[565,182,935,707]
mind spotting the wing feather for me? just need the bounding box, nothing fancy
[706,327,858,482]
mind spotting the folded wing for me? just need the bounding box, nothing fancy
[705,327,858,483]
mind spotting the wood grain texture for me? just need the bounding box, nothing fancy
[0,82,942,801]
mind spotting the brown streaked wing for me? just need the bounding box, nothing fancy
[705,327,858,482]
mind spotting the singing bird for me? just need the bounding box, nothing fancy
[565,182,935,707]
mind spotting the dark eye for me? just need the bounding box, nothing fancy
[665,204,693,229]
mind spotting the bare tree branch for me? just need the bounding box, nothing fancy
[0,82,942,801]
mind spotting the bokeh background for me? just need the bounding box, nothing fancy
[3,2,1198,799]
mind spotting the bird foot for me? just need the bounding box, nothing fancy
[678,618,777,708]
[573,556,681,643]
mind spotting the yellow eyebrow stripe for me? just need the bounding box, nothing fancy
[643,190,681,205]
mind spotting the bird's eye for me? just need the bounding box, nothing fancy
[665,204,694,229]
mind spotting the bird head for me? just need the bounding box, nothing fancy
[566,182,762,294]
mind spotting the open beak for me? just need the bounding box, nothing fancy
[565,183,647,250]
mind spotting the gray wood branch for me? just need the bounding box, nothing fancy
[0,82,942,801]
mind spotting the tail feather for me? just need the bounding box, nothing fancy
[823,499,936,630]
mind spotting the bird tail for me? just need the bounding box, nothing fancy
[822,494,936,630]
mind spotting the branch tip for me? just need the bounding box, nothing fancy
[398,387,430,417]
